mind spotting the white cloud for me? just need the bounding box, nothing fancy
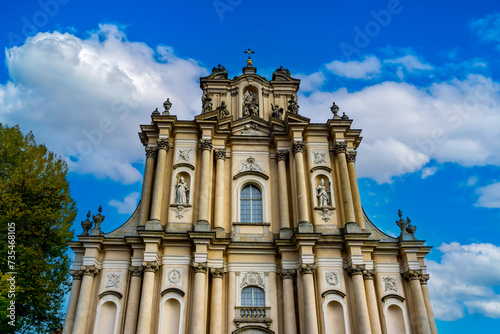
[470,13,500,44]
[0,24,208,184]
[475,182,500,208]
[421,166,438,179]
[299,73,500,183]
[295,72,325,92]
[385,54,433,72]
[109,192,140,214]
[427,242,500,321]
[325,56,381,79]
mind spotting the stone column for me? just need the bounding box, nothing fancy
[136,261,159,334]
[363,270,382,334]
[335,142,357,228]
[346,151,366,229]
[276,150,291,230]
[190,263,208,334]
[420,275,438,334]
[123,266,144,334]
[347,265,372,334]
[213,149,226,231]
[300,264,319,334]
[71,266,99,334]
[404,270,431,334]
[292,141,310,226]
[139,148,157,226]
[197,139,213,229]
[209,268,224,334]
[148,139,169,227]
[281,269,298,334]
[227,271,236,333]
[62,270,83,334]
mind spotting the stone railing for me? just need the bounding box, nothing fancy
[234,306,272,326]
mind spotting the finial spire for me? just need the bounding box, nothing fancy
[244,48,255,67]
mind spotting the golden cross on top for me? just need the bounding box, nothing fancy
[244,48,255,66]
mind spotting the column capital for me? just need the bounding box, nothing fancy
[280,269,296,279]
[70,270,83,280]
[300,263,316,275]
[193,262,208,273]
[142,261,159,273]
[403,269,422,281]
[346,151,357,162]
[334,141,347,155]
[145,147,158,159]
[157,138,170,151]
[214,148,226,160]
[347,264,365,276]
[276,150,289,162]
[420,273,430,285]
[199,139,213,151]
[292,141,305,154]
[80,265,99,277]
[210,267,224,278]
[362,269,374,280]
[130,266,144,276]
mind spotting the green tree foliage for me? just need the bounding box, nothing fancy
[0,124,76,333]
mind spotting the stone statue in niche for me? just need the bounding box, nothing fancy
[175,176,190,204]
[271,103,283,120]
[201,91,213,114]
[217,101,230,118]
[242,90,259,116]
[316,178,331,207]
[287,94,299,114]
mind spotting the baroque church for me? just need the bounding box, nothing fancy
[63,56,438,334]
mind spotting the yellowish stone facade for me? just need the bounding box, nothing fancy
[63,63,438,334]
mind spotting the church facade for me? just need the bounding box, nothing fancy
[63,59,438,334]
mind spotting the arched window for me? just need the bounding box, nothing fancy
[240,185,262,223]
[241,286,265,307]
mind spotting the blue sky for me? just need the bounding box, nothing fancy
[1,0,500,332]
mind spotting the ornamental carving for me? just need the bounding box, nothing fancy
[300,263,316,275]
[238,157,264,173]
[403,269,422,281]
[210,268,224,279]
[363,270,374,280]
[193,263,208,273]
[346,264,365,276]
[142,261,159,273]
[280,269,295,280]
[316,208,333,222]
[420,274,430,285]
[167,268,183,286]
[346,151,357,163]
[214,148,227,160]
[130,266,144,277]
[70,270,83,280]
[104,272,122,289]
[157,138,170,151]
[177,148,192,162]
[240,271,265,289]
[275,150,288,162]
[334,142,347,155]
[312,151,327,164]
[383,276,399,293]
[324,270,340,288]
[240,124,259,135]
[198,139,213,151]
[81,265,99,277]
[145,148,157,159]
[292,141,305,154]
[171,205,190,219]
